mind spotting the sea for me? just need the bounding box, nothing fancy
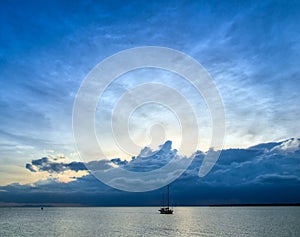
[0,206,299,236]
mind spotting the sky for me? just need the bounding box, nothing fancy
[0,0,300,205]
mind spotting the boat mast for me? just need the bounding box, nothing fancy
[167,185,170,208]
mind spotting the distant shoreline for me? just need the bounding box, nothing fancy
[1,203,300,208]
[208,203,300,207]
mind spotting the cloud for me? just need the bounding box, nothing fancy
[111,158,128,167]
[25,164,36,172]
[124,141,180,172]
[25,141,191,191]
[28,157,68,173]
[25,139,300,186]
[271,138,300,153]
[26,156,116,174]
[26,141,183,174]
[255,174,300,184]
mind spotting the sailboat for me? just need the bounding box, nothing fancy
[158,185,173,214]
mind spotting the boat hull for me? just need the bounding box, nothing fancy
[158,208,173,214]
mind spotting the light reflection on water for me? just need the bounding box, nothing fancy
[0,206,300,237]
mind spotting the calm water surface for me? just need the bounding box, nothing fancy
[0,206,299,236]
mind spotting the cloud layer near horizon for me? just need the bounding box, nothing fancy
[0,138,299,206]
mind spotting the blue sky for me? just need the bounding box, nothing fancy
[0,0,300,205]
